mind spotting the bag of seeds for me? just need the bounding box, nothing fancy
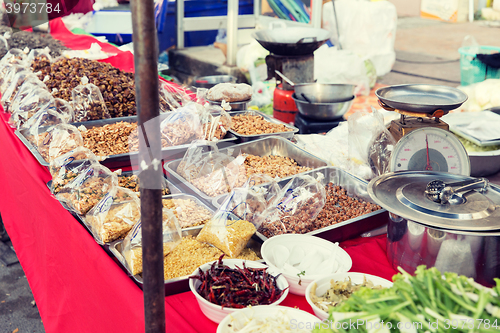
[36,124,84,163]
[85,187,141,244]
[71,77,111,122]
[56,163,118,216]
[177,140,247,197]
[256,173,327,238]
[9,87,54,129]
[159,102,205,146]
[49,147,100,194]
[196,212,256,258]
[121,208,182,276]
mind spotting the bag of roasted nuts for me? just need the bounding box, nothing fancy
[55,163,118,216]
[256,173,327,238]
[21,108,67,147]
[121,208,182,276]
[85,187,141,244]
[0,49,27,68]
[0,70,33,109]
[159,81,191,113]
[49,147,100,194]
[0,63,26,94]
[36,124,84,163]
[159,103,205,147]
[201,106,232,141]
[9,87,54,129]
[9,76,47,114]
[71,77,111,122]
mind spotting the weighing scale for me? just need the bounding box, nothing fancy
[374,84,470,176]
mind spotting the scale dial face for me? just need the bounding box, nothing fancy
[390,127,470,176]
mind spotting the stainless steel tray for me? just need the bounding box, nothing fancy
[107,224,264,296]
[164,136,328,206]
[15,116,238,168]
[375,84,468,113]
[213,166,388,243]
[227,110,298,142]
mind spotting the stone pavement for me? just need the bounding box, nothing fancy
[0,16,499,333]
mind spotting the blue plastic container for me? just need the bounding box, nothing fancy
[156,0,254,52]
[459,46,500,86]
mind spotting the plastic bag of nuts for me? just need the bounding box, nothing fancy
[49,147,100,194]
[36,124,85,163]
[21,108,67,147]
[55,163,118,216]
[201,106,232,141]
[71,77,111,122]
[9,76,47,114]
[1,70,33,109]
[85,187,141,244]
[256,173,327,238]
[159,81,191,112]
[121,208,182,276]
[9,87,54,129]
[159,103,204,146]
[196,212,256,257]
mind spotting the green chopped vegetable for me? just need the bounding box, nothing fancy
[313,266,500,333]
[456,135,500,152]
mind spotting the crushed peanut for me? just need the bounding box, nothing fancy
[81,121,137,157]
[162,198,212,228]
[231,114,292,135]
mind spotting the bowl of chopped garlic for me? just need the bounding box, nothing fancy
[305,272,393,320]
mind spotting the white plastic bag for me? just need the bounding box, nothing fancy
[322,0,397,77]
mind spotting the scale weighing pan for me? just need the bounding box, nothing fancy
[376,84,468,113]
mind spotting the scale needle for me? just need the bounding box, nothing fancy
[425,135,433,171]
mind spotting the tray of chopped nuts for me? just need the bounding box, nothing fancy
[227,110,299,143]
[107,222,263,295]
[164,136,328,205]
[212,166,388,243]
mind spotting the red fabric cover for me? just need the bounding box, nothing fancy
[0,21,398,333]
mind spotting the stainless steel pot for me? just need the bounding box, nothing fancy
[368,171,500,287]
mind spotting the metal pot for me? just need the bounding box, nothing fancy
[368,171,500,287]
[252,27,330,56]
[292,93,354,120]
[193,75,237,89]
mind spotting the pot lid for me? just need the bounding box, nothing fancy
[367,171,500,231]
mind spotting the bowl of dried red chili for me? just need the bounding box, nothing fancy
[189,256,290,323]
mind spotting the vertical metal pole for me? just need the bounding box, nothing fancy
[227,0,239,66]
[176,0,185,48]
[311,0,322,29]
[130,1,165,333]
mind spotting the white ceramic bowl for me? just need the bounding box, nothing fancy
[305,272,394,320]
[261,234,352,296]
[217,305,321,333]
[189,259,289,323]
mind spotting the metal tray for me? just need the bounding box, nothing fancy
[375,84,468,113]
[213,166,388,243]
[107,224,264,296]
[164,136,328,206]
[227,110,298,143]
[15,116,238,168]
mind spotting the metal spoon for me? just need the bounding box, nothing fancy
[274,70,295,87]
[425,178,489,205]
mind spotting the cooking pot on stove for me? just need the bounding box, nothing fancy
[368,171,500,287]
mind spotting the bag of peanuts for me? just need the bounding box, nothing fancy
[218,174,279,225]
[49,147,100,194]
[71,76,111,122]
[159,102,205,147]
[85,187,141,244]
[177,141,248,197]
[196,211,256,258]
[36,124,85,163]
[121,208,182,276]
[256,173,327,238]
[9,87,54,129]
[56,163,119,216]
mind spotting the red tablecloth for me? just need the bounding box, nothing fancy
[0,20,399,333]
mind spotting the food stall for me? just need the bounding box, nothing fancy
[0,7,499,333]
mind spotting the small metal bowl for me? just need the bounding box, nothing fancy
[294,83,355,103]
[193,75,237,89]
[206,98,251,111]
[292,93,355,120]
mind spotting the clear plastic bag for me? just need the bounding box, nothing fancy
[176,141,247,197]
[71,78,111,122]
[48,147,99,194]
[36,124,84,163]
[159,81,191,112]
[256,173,327,238]
[367,108,396,177]
[121,208,182,276]
[9,76,48,114]
[27,47,53,64]
[0,49,27,69]
[0,63,26,94]
[0,70,32,108]
[53,98,75,123]
[196,212,256,257]
[55,163,118,216]
[9,87,54,129]
[85,187,141,244]
[21,108,67,147]
[159,102,204,147]
[202,106,232,141]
